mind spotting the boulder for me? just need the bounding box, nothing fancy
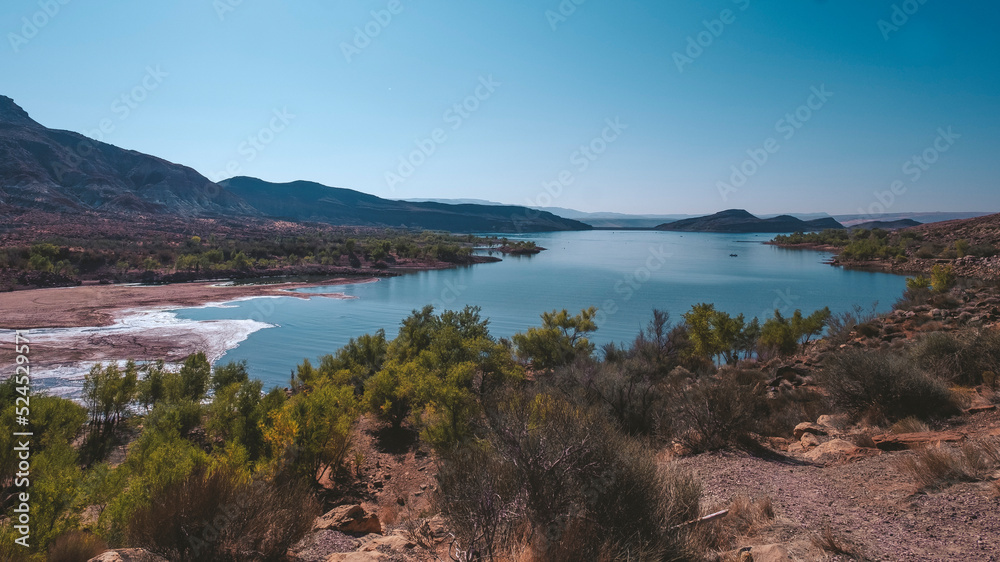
[800,433,820,448]
[88,550,169,562]
[792,422,828,440]
[804,439,858,463]
[315,505,382,536]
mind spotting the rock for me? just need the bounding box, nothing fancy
[420,515,450,543]
[748,544,794,562]
[800,433,820,448]
[816,414,846,429]
[315,505,382,536]
[804,439,858,463]
[88,550,169,562]
[793,422,828,439]
[872,431,965,451]
[360,532,416,553]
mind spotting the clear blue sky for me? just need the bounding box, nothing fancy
[3,1,998,215]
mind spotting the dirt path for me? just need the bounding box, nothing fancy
[679,450,1000,561]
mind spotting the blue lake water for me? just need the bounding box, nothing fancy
[175,231,908,390]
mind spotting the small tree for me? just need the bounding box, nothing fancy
[931,264,956,293]
[512,308,598,370]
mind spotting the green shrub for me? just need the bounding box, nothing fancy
[821,349,957,423]
[931,264,957,293]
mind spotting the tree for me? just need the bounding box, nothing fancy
[681,304,758,365]
[791,307,832,346]
[512,308,598,370]
[931,264,956,293]
[176,352,211,402]
[760,310,798,356]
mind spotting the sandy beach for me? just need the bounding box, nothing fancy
[0,278,377,394]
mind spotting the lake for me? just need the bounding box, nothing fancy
[174,231,908,390]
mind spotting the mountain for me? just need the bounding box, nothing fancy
[221,177,590,233]
[0,95,255,217]
[0,96,589,232]
[655,209,844,233]
[849,219,922,231]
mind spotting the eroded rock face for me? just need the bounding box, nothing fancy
[314,505,382,536]
[87,549,169,562]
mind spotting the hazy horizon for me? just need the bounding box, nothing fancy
[4,2,998,216]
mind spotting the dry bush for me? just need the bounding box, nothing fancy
[821,349,958,424]
[898,439,1000,492]
[827,303,879,345]
[811,526,863,559]
[437,392,700,561]
[914,329,1000,386]
[889,417,930,434]
[688,495,776,555]
[46,530,108,562]
[126,466,319,561]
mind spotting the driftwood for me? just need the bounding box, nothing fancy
[672,509,730,529]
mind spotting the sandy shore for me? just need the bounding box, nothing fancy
[0,278,377,396]
[0,277,375,329]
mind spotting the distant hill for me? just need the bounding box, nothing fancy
[849,219,922,231]
[834,212,991,227]
[0,95,255,217]
[655,209,844,233]
[221,177,590,233]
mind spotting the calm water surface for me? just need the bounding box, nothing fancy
[176,231,908,389]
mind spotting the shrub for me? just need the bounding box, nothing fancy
[46,530,108,562]
[906,276,932,290]
[913,329,1000,386]
[821,349,957,424]
[898,439,1000,492]
[438,392,700,560]
[931,264,957,293]
[126,466,319,561]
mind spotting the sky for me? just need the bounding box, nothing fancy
[2,1,998,216]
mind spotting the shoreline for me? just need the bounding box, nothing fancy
[0,278,379,395]
[0,276,377,330]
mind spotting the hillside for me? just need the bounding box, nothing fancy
[849,219,922,230]
[0,96,255,217]
[221,176,590,233]
[0,95,590,233]
[656,209,844,233]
